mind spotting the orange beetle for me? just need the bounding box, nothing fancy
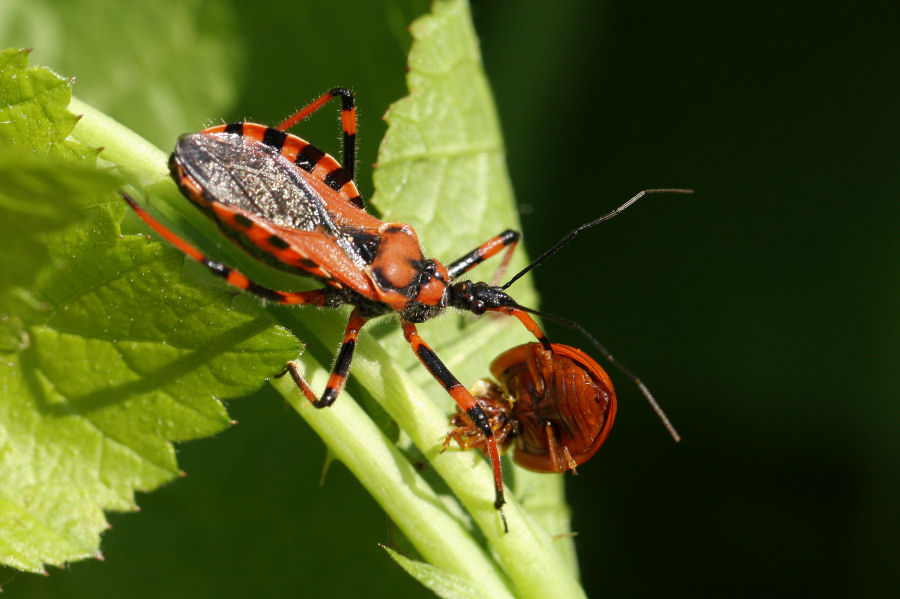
[446,342,616,473]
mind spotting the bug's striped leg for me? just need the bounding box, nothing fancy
[446,229,520,284]
[276,87,358,182]
[286,309,368,408]
[121,192,329,306]
[402,321,509,532]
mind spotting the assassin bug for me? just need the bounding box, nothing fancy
[445,342,617,475]
[121,87,689,530]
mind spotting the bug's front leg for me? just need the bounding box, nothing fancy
[401,321,509,532]
[445,229,520,283]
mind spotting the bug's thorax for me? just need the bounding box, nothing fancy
[365,222,450,311]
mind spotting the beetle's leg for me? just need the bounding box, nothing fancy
[543,421,564,473]
[543,421,579,474]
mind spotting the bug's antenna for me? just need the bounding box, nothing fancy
[502,189,693,290]
[515,304,681,442]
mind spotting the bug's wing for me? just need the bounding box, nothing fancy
[271,224,378,294]
[175,132,347,235]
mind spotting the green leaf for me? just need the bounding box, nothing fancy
[381,545,483,599]
[0,0,243,148]
[369,2,582,594]
[372,0,540,387]
[0,47,115,350]
[0,48,82,158]
[0,154,119,351]
[0,48,299,574]
[0,49,116,352]
[4,0,586,595]
[270,2,585,597]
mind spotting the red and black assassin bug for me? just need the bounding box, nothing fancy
[446,342,617,475]
[121,87,690,530]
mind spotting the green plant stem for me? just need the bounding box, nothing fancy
[69,97,168,186]
[276,311,587,599]
[272,360,515,599]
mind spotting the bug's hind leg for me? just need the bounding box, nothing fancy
[121,192,331,307]
[276,88,358,184]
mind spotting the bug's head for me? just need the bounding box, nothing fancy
[446,280,517,315]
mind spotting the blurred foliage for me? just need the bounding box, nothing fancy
[2,0,898,598]
[477,2,899,598]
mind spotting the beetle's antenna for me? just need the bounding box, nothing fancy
[502,189,693,290]
[515,304,681,442]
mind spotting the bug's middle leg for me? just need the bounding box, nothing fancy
[287,308,369,408]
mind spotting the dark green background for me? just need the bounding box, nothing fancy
[4,0,897,597]
[487,3,898,597]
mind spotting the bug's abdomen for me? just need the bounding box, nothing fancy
[170,125,384,289]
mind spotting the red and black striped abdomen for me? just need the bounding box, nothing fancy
[203,122,365,212]
[170,123,385,293]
